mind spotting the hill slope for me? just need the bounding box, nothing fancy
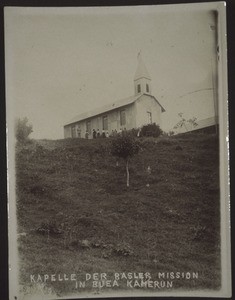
[16,133,220,296]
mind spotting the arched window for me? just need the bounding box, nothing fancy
[86,121,91,134]
[103,115,108,130]
[120,109,126,126]
[147,111,152,124]
[71,125,76,138]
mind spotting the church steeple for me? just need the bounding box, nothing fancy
[134,52,152,96]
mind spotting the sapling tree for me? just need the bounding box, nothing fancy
[174,113,198,132]
[187,117,198,131]
[110,135,140,187]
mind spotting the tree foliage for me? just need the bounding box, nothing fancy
[15,117,33,143]
[110,135,140,187]
[110,135,140,160]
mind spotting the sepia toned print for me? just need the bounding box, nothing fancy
[5,2,231,299]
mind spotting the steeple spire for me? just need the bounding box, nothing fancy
[134,53,152,95]
[134,52,151,81]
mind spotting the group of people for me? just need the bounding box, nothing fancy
[92,129,108,139]
[85,128,128,139]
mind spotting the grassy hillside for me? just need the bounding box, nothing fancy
[16,133,220,296]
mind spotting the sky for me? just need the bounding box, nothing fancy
[5,4,219,139]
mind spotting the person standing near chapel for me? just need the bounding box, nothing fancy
[102,130,106,138]
[97,129,100,138]
[92,129,97,139]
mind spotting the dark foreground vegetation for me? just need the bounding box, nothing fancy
[16,132,220,297]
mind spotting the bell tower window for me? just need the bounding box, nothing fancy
[137,84,141,93]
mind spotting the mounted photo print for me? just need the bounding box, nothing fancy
[5,2,231,299]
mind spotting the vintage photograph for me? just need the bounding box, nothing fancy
[5,2,231,299]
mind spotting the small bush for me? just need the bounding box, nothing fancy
[36,220,63,236]
[157,138,175,146]
[175,145,183,151]
[141,123,162,138]
[114,242,134,256]
[15,117,33,144]
[125,128,140,137]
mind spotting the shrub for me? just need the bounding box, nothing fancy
[15,117,33,144]
[114,242,134,256]
[36,220,63,236]
[168,131,175,136]
[125,128,141,138]
[141,123,162,138]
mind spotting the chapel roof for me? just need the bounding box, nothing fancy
[64,93,165,126]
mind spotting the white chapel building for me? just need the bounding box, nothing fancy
[64,54,165,138]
